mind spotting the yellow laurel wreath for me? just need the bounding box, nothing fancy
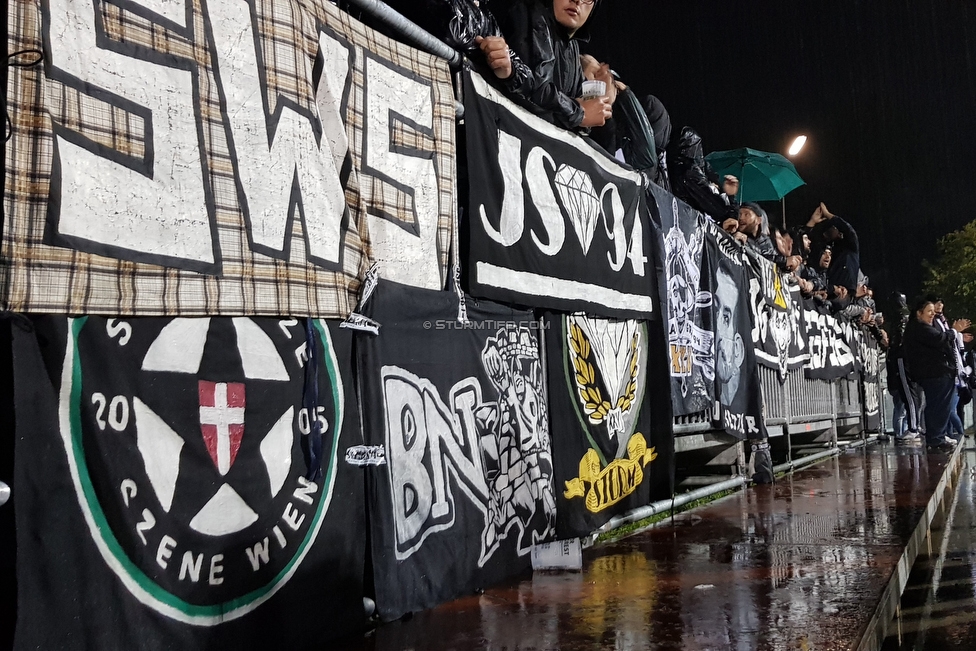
[568,322,641,424]
[569,321,611,423]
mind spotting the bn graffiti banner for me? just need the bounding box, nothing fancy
[12,316,366,648]
[358,282,556,620]
[649,185,714,416]
[4,0,456,316]
[746,253,808,381]
[706,226,767,439]
[464,70,656,320]
[545,314,674,538]
[801,298,859,380]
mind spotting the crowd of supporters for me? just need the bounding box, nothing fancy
[373,0,973,450]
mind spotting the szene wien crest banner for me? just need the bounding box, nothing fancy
[4,0,456,316]
[12,316,366,648]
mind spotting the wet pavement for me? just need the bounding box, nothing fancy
[340,442,959,651]
[883,439,976,650]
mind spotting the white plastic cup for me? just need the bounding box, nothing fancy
[580,79,606,100]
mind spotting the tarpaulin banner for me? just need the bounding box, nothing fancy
[358,282,556,621]
[745,252,808,381]
[463,70,656,320]
[861,332,883,431]
[4,0,457,316]
[12,316,365,648]
[801,299,859,380]
[705,225,767,439]
[545,313,674,538]
[648,185,714,416]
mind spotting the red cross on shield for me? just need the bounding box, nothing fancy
[198,380,246,475]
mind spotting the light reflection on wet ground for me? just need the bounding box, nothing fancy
[340,444,953,651]
[883,439,976,650]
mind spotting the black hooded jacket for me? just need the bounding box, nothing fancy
[668,127,738,223]
[500,0,586,129]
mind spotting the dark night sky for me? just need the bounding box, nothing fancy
[586,0,976,303]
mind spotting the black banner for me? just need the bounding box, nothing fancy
[746,253,809,381]
[706,226,767,439]
[861,333,883,431]
[649,185,714,415]
[358,282,556,620]
[545,314,674,538]
[463,70,657,319]
[802,299,859,380]
[13,316,365,648]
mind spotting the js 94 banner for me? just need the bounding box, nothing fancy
[463,70,656,320]
[5,0,457,316]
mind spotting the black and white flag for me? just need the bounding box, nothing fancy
[705,226,767,439]
[746,252,809,381]
[802,299,859,380]
[358,282,556,620]
[648,185,714,415]
[463,70,656,319]
[545,313,674,538]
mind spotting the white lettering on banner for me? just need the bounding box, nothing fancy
[39,1,449,278]
[209,0,346,265]
[363,54,444,289]
[525,147,564,255]
[481,130,526,247]
[46,0,214,266]
[479,131,647,278]
[179,551,203,582]
[383,370,490,561]
[724,411,760,436]
[804,308,856,373]
[381,333,556,567]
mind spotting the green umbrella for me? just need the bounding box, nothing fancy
[704,147,805,203]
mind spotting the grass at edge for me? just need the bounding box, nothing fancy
[593,487,738,545]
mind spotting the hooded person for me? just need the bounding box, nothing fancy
[645,95,672,189]
[733,202,792,269]
[478,0,612,130]
[668,127,739,223]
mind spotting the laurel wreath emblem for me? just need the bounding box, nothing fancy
[567,321,640,424]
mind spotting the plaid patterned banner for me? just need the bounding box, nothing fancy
[4,0,456,316]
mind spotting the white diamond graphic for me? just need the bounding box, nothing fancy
[554,164,600,255]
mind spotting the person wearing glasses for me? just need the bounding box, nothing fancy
[476,0,612,130]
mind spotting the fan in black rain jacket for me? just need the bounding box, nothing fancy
[499,0,587,129]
